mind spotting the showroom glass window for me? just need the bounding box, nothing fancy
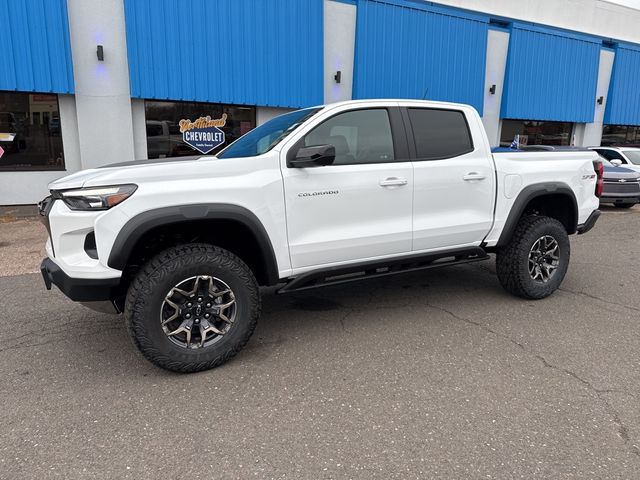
[500,119,573,147]
[144,100,256,158]
[601,125,640,146]
[0,92,64,171]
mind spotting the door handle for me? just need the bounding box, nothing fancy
[463,172,486,181]
[379,177,408,187]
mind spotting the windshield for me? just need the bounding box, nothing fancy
[218,107,322,159]
[622,150,640,165]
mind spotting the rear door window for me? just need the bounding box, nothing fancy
[407,108,473,160]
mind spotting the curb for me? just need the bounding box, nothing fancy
[0,204,39,222]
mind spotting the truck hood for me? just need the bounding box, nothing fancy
[48,156,209,190]
[603,165,640,181]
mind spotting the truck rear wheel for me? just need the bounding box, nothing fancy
[496,216,570,299]
[125,244,260,373]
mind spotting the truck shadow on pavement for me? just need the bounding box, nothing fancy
[2,260,509,377]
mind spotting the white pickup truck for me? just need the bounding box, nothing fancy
[39,100,602,372]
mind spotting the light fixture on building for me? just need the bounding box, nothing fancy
[334,70,341,84]
[489,84,496,95]
[96,45,104,61]
[597,96,604,105]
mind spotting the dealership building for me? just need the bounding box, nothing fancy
[2,0,640,205]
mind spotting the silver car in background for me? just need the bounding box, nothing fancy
[589,146,640,173]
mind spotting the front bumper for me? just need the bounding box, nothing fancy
[41,257,122,313]
[577,209,601,235]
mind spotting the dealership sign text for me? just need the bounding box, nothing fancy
[179,114,227,154]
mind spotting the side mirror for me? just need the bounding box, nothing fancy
[288,144,335,168]
[611,159,623,167]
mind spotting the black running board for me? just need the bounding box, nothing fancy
[277,247,490,294]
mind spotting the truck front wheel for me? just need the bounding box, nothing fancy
[496,216,570,299]
[125,244,261,372]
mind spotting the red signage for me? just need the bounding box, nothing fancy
[31,94,57,103]
[0,146,4,159]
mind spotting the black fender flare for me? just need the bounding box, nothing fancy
[495,182,578,247]
[107,204,280,285]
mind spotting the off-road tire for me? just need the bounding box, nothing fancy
[496,216,570,299]
[613,203,634,209]
[125,244,261,373]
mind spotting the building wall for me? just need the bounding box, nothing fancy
[578,49,616,147]
[324,0,357,104]
[131,98,147,160]
[481,28,510,147]
[431,0,640,45]
[66,0,135,171]
[3,0,640,205]
[256,107,293,126]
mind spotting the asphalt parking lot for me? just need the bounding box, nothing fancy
[1,208,640,479]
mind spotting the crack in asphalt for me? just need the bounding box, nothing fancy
[0,325,123,354]
[338,309,352,332]
[425,301,640,460]
[559,287,640,313]
[337,284,381,333]
[0,318,116,347]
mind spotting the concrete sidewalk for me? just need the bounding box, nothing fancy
[0,217,47,276]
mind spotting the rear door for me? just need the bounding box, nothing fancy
[404,106,495,250]
[281,105,414,270]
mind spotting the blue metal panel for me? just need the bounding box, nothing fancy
[501,23,600,123]
[124,0,323,108]
[353,0,489,114]
[604,43,640,126]
[0,0,74,93]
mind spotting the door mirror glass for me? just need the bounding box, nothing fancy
[289,144,335,168]
[611,159,623,167]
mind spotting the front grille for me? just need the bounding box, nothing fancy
[603,181,640,194]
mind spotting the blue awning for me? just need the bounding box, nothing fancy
[604,43,640,126]
[501,23,600,123]
[124,0,323,108]
[0,0,74,93]
[353,0,489,114]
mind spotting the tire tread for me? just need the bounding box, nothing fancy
[496,215,569,300]
[125,244,260,373]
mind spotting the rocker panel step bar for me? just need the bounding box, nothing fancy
[277,247,490,294]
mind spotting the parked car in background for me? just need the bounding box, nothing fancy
[519,145,640,209]
[0,111,20,155]
[146,120,195,159]
[589,147,640,173]
[597,157,640,208]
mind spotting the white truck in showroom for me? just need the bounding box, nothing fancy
[39,100,603,372]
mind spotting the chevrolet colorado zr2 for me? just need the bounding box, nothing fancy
[39,100,602,372]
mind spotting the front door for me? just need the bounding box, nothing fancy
[282,107,413,270]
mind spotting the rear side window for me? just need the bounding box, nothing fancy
[408,108,473,160]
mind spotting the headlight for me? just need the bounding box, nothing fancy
[55,184,137,211]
